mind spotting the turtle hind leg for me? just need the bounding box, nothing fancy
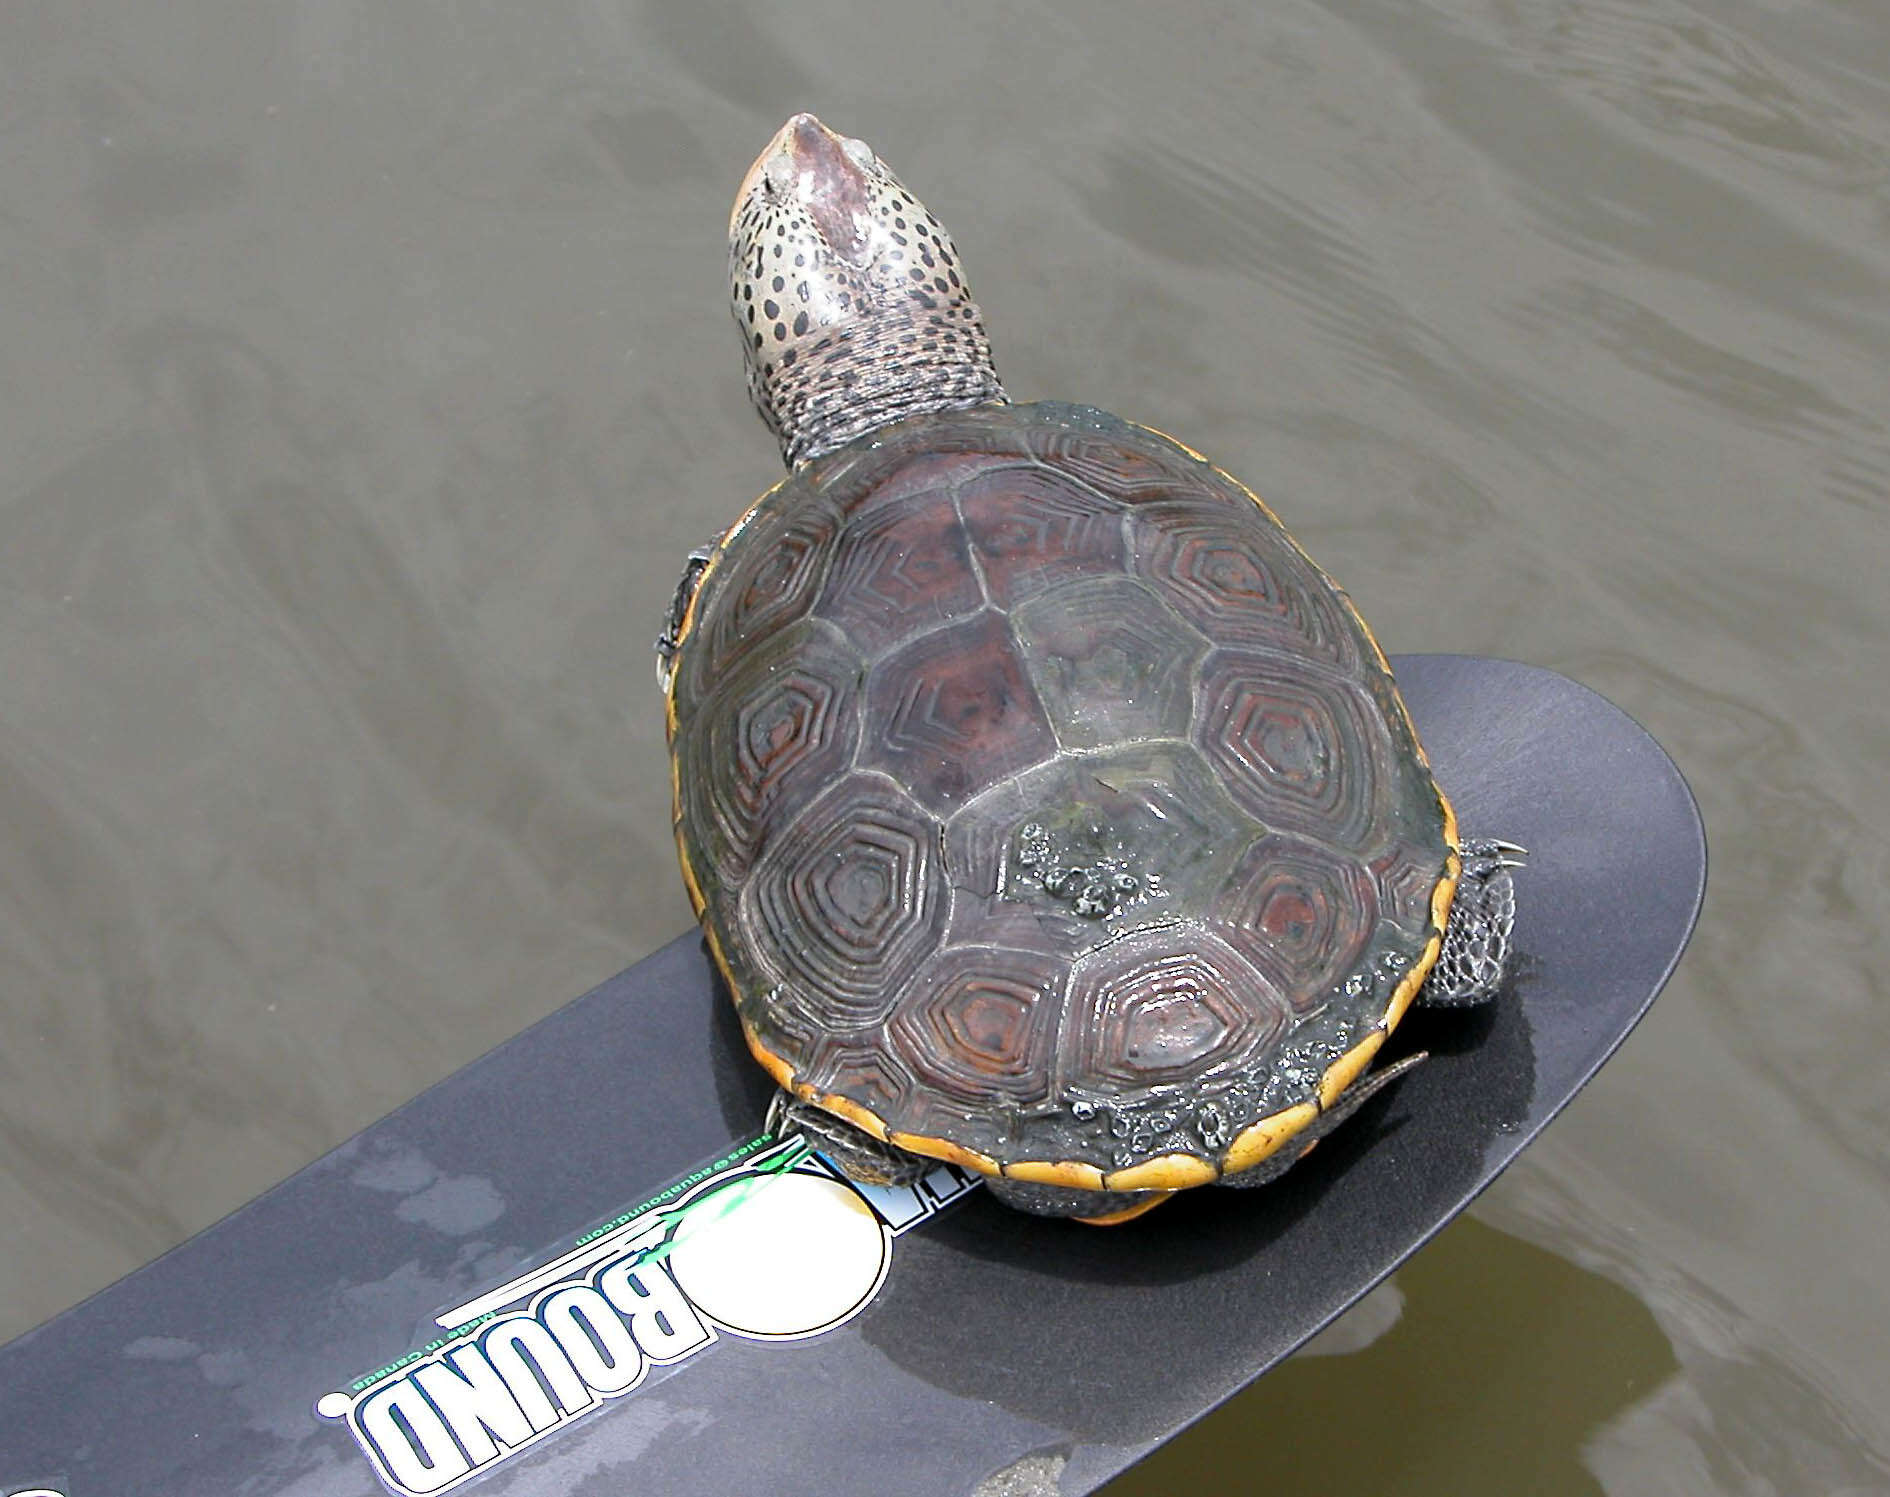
[1218,1053,1428,1189]
[1421,837,1526,1008]
[768,1095,1168,1221]
[765,1091,930,1187]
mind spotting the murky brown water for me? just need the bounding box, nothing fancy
[3,2,1887,1489]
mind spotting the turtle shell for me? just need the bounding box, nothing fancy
[667,402,1459,1193]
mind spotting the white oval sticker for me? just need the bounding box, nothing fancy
[666,1169,892,1338]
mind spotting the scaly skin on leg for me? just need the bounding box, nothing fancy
[765,1091,932,1187]
[1421,838,1525,1007]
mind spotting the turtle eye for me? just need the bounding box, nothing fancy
[841,136,876,170]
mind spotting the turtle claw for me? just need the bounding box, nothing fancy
[763,1089,794,1141]
[1459,836,1528,865]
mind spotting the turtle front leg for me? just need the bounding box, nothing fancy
[765,1090,932,1187]
[653,544,716,692]
[1420,837,1526,1007]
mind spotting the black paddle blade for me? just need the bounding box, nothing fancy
[0,657,1704,1497]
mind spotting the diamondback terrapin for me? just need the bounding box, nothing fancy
[657,116,1521,1223]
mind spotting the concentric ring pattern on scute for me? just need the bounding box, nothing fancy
[669,402,1453,1178]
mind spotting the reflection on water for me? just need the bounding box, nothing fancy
[3,0,1889,1489]
[1108,1216,1675,1497]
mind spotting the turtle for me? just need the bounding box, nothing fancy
[656,114,1522,1224]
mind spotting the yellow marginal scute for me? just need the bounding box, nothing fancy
[1222,1101,1319,1176]
[1434,848,1463,934]
[1103,1153,1219,1192]
[667,739,682,830]
[1375,840,1458,1038]
[675,829,708,921]
[885,1130,1000,1178]
[1004,1159,1106,1191]
[739,1018,797,1095]
[1318,1029,1387,1109]
[1384,933,1443,1033]
[818,1092,892,1143]
[1438,794,1461,867]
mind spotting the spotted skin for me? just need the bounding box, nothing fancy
[729,115,1005,467]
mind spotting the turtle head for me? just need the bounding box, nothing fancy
[729,114,1006,467]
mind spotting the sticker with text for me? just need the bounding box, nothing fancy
[317,1135,976,1495]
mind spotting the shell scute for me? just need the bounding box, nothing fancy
[1372,840,1451,931]
[956,465,1127,607]
[1195,648,1388,852]
[739,781,947,1032]
[1132,495,1362,670]
[809,400,1040,518]
[1061,927,1291,1099]
[860,610,1057,814]
[813,486,983,656]
[1215,833,1379,1004]
[1009,575,1208,749]
[943,741,1266,946]
[801,1036,918,1124]
[886,945,1065,1111]
[686,495,843,698]
[680,619,863,882]
[1024,405,1203,500]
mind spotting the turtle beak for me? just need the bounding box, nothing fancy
[732,113,874,263]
